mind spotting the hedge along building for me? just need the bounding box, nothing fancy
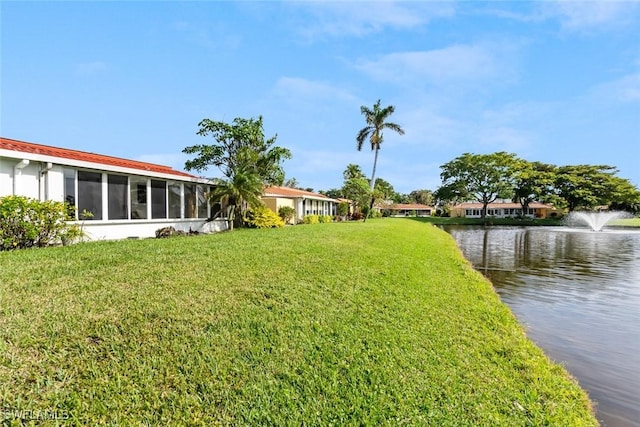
[0,137,228,240]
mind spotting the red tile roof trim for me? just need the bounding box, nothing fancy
[0,137,197,178]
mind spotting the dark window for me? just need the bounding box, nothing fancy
[108,175,128,219]
[184,184,196,218]
[63,168,77,219]
[130,177,147,219]
[77,171,102,220]
[151,180,167,219]
[168,183,181,218]
[197,185,208,218]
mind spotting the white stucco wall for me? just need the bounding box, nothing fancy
[80,218,228,241]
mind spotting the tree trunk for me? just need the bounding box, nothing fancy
[363,147,380,223]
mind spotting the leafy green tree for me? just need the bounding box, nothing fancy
[512,161,556,213]
[438,152,518,219]
[356,100,404,220]
[321,188,343,199]
[607,177,640,214]
[392,193,412,204]
[343,164,367,181]
[553,165,619,211]
[409,189,434,206]
[183,116,291,230]
[341,176,370,217]
[374,178,395,201]
[552,165,640,212]
[183,116,291,185]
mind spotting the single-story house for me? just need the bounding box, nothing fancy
[262,186,338,224]
[450,201,558,219]
[0,137,228,240]
[384,203,433,217]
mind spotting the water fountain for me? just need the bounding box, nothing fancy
[565,211,627,231]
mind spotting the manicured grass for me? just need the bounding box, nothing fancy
[0,220,597,425]
[611,217,640,227]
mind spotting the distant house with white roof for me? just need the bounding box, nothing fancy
[0,137,227,240]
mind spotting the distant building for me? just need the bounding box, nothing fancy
[450,201,558,219]
[383,203,433,217]
[1,137,227,240]
[262,186,338,224]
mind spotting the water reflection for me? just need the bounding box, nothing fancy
[442,226,640,427]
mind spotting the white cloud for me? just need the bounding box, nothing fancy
[542,0,640,31]
[353,41,519,88]
[393,107,465,148]
[293,1,455,39]
[589,72,640,103]
[273,77,357,103]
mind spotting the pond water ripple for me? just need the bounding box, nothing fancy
[442,225,640,427]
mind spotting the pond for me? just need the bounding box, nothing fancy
[441,225,640,427]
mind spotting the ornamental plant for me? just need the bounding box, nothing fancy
[277,206,296,224]
[0,195,82,250]
[245,206,285,229]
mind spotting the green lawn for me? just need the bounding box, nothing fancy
[0,220,597,426]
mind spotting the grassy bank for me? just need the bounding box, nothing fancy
[0,220,597,425]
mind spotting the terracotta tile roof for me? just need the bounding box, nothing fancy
[453,201,554,209]
[263,186,338,201]
[0,137,196,178]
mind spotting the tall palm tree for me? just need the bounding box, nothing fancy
[356,99,404,220]
[209,166,263,230]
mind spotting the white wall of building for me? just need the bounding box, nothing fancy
[0,155,228,240]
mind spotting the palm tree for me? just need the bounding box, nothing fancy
[209,166,263,230]
[356,99,404,220]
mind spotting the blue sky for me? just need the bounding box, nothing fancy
[2,1,639,193]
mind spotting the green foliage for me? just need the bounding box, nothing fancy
[512,161,556,211]
[374,178,395,200]
[0,196,82,250]
[245,206,285,229]
[409,189,434,206]
[337,202,350,217]
[303,214,319,224]
[553,164,640,212]
[357,100,405,221]
[183,116,292,185]
[277,206,296,223]
[320,188,343,199]
[438,152,519,218]
[208,166,265,230]
[318,214,333,223]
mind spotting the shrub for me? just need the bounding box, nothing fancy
[0,195,82,250]
[303,214,319,224]
[318,214,333,223]
[277,206,296,224]
[351,212,364,221]
[246,206,285,229]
